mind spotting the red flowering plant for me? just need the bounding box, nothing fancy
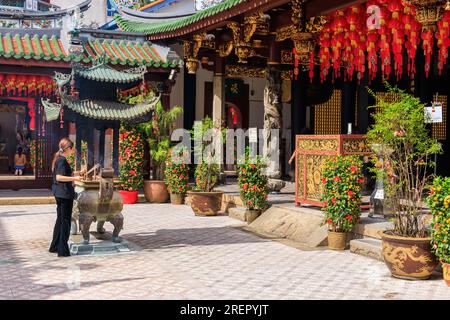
[119,125,144,191]
[426,177,450,264]
[237,150,268,211]
[164,147,190,195]
[321,155,364,233]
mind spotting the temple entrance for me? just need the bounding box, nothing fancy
[0,99,35,179]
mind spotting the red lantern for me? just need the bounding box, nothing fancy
[436,11,450,75]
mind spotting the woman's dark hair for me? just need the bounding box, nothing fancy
[52,138,74,171]
[17,147,23,156]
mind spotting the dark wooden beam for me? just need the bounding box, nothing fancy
[147,0,292,41]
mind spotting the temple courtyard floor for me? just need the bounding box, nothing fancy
[0,203,448,300]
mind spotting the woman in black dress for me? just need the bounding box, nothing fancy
[49,138,82,257]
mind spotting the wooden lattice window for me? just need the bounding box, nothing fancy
[374,92,402,113]
[314,90,342,135]
[432,95,447,141]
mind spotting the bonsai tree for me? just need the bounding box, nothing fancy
[191,116,224,192]
[237,150,269,212]
[140,100,182,181]
[427,177,450,265]
[165,147,190,195]
[321,155,364,233]
[119,125,144,191]
[366,83,442,238]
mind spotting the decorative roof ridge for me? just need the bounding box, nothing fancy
[114,0,246,35]
[0,0,92,20]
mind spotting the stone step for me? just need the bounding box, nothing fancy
[350,237,383,261]
[228,206,247,222]
[354,214,393,239]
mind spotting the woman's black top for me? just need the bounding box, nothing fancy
[52,156,75,200]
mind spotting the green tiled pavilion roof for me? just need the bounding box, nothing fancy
[42,96,159,121]
[0,32,70,62]
[114,0,245,35]
[0,32,179,68]
[77,38,180,67]
[75,63,146,83]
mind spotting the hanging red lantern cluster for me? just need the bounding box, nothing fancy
[0,74,56,97]
[436,10,450,75]
[316,0,450,82]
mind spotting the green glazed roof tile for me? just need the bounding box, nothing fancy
[114,0,246,35]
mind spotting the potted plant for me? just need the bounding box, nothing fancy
[187,116,224,216]
[427,176,450,286]
[237,150,268,223]
[118,125,144,204]
[367,83,442,279]
[164,147,190,205]
[140,100,182,203]
[321,155,364,250]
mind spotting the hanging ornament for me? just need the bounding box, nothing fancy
[318,24,331,83]
[436,10,450,75]
[292,47,299,80]
[60,108,64,129]
[388,0,405,80]
[309,50,315,83]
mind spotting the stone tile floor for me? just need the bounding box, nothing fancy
[0,203,448,300]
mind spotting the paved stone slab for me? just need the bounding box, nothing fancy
[0,203,448,300]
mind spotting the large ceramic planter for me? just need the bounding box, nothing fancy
[246,209,261,224]
[170,193,185,205]
[328,231,348,251]
[187,190,223,216]
[380,231,438,280]
[443,263,450,286]
[143,180,169,203]
[119,190,138,205]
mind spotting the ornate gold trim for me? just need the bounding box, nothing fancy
[225,65,266,78]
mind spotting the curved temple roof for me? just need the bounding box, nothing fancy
[42,95,160,121]
[0,0,92,19]
[75,63,146,84]
[0,32,69,62]
[114,0,247,35]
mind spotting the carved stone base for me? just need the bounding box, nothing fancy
[268,179,286,192]
[69,238,130,256]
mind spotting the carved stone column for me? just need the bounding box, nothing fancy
[263,65,286,192]
[212,56,225,126]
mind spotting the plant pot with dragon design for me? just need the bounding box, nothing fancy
[380,232,438,280]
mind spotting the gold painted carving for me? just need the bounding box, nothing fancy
[281,50,294,64]
[305,155,326,201]
[226,12,264,63]
[218,42,234,57]
[404,0,446,32]
[225,65,266,78]
[343,139,371,154]
[281,70,294,81]
[298,139,339,152]
[275,25,297,42]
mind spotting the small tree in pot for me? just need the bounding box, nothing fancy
[165,147,190,205]
[367,83,442,280]
[188,116,224,216]
[140,100,182,203]
[237,150,268,224]
[321,155,364,250]
[426,176,450,286]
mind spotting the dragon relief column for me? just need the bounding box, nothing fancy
[212,56,225,128]
[263,35,286,192]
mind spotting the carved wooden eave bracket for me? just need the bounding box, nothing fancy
[218,11,268,63]
[403,0,449,32]
[183,32,215,74]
